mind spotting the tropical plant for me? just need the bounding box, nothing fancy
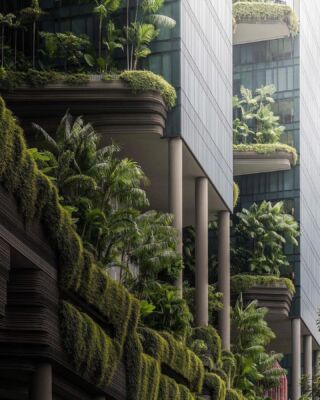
[0,13,15,68]
[184,284,223,326]
[32,112,182,286]
[103,21,124,71]
[125,0,176,70]
[233,200,299,276]
[231,297,285,399]
[299,373,320,400]
[139,283,192,337]
[233,85,285,144]
[40,32,91,71]
[20,0,44,68]
[92,0,121,60]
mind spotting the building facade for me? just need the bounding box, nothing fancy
[234,0,320,397]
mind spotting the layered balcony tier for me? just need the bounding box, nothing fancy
[233,144,297,176]
[233,1,299,45]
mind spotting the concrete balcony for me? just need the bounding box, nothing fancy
[233,1,299,45]
[233,144,297,176]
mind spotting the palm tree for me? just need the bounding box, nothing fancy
[0,13,15,68]
[231,297,285,399]
[93,0,121,59]
[20,0,44,68]
[126,0,176,70]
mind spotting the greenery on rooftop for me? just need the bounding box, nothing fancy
[233,1,299,36]
[0,0,177,108]
[233,143,298,165]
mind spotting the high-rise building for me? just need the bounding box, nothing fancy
[234,1,320,397]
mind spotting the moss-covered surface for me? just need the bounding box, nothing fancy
[140,328,204,393]
[225,388,244,400]
[187,326,222,368]
[233,1,299,36]
[231,274,295,295]
[0,97,204,397]
[119,70,177,109]
[0,69,90,90]
[233,182,240,208]
[60,301,119,387]
[233,143,298,165]
[205,373,226,400]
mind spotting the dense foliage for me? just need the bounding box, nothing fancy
[233,200,299,276]
[231,297,286,400]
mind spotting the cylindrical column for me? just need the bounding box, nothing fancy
[292,318,301,400]
[304,335,313,381]
[31,363,52,400]
[169,138,183,295]
[195,177,208,327]
[218,211,231,351]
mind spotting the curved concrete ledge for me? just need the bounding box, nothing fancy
[234,20,290,45]
[241,284,293,321]
[234,150,294,176]
[2,80,168,139]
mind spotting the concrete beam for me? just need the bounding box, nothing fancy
[195,177,208,326]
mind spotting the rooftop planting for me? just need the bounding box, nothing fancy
[0,1,177,109]
[233,84,298,164]
[233,1,299,36]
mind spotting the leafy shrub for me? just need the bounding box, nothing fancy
[233,1,299,35]
[233,143,298,165]
[119,70,177,109]
[234,200,299,276]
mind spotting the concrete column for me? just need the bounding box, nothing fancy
[195,177,208,326]
[31,363,52,400]
[169,138,183,295]
[292,318,301,400]
[304,335,313,381]
[218,211,231,351]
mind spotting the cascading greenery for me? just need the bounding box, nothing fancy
[0,93,290,400]
[0,96,208,399]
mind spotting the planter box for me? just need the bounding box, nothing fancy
[234,150,295,176]
[2,80,168,140]
[240,284,293,320]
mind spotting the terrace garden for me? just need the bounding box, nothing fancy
[0,1,296,399]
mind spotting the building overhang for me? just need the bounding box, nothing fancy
[233,2,299,45]
[234,149,295,176]
[233,20,291,45]
[2,83,228,228]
